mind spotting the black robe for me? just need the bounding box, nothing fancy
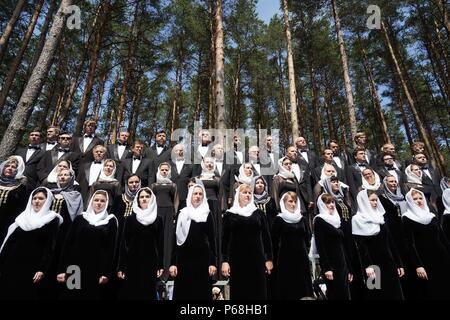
[58,215,118,300]
[151,183,177,280]
[118,214,164,300]
[314,217,351,300]
[222,209,273,300]
[353,224,404,300]
[0,218,60,300]
[402,216,450,299]
[0,183,27,244]
[271,216,313,300]
[171,213,216,300]
[443,214,450,243]
[255,197,278,230]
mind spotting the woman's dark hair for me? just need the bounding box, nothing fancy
[321,193,335,204]
[329,176,339,182]
[32,187,48,197]
[126,174,141,183]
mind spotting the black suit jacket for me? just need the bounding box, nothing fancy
[420,166,442,196]
[106,143,132,165]
[37,147,81,182]
[168,160,195,201]
[15,147,45,190]
[144,144,172,167]
[71,136,104,163]
[117,158,155,191]
[313,162,347,185]
[297,150,319,172]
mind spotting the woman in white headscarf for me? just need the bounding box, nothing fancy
[314,193,352,300]
[271,191,312,300]
[0,156,28,244]
[57,190,118,300]
[90,159,119,210]
[271,157,300,211]
[221,183,273,300]
[169,183,216,300]
[150,162,178,281]
[352,189,404,300]
[229,162,254,206]
[0,187,62,299]
[117,187,164,300]
[361,168,382,192]
[40,168,83,299]
[42,159,75,190]
[402,188,450,299]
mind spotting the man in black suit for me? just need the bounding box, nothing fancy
[77,145,107,207]
[37,132,80,183]
[168,143,195,209]
[40,125,60,151]
[346,147,370,202]
[376,153,408,194]
[286,146,313,209]
[15,130,45,191]
[414,153,442,197]
[144,129,172,167]
[328,140,348,170]
[295,136,319,172]
[71,119,104,164]
[107,129,132,166]
[346,132,376,166]
[375,143,403,170]
[116,140,154,191]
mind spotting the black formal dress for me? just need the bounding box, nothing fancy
[0,182,27,244]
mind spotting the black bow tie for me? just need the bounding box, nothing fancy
[386,166,395,171]
[58,148,69,153]
[357,163,367,167]
[421,166,428,170]
[156,144,165,148]
[28,145,40,150]
[300,149,308,153]
[117,142,127,146]
[290,159,297,164]
[201,143,209,147]
[133,156,141,161]
[93,160,102,164]
[84,134,93,138]
[47,141,56,145]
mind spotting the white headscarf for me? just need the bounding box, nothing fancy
[132,187,158,225]
[278,192,303,224]
[156,163,173,184]
[352,190,385,236]
[277,157,295,179]
[361,169,381,190]
[402,188,435,224]
[405,165,422,184]
[98,160,117,182]
[0,155,25,181]
[47,160,73,184]
[236,163,253,185]
[314,194,341,228]
[0,187,62,254]
[176,183,210,245]
[228,184,258,217]
[443,188,450,215]
[382,176,407,214]
[82,190,117,226]
[199,157,216,180]
[318,164,337,187]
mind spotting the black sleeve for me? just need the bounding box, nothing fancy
[206,213,217,267]
[38,219,60,273]
[402,217,424,269]
[98,218,118,278]
[57,216,80,274]
[117,217,130,273]
[221,212,231,263]
[314,218,332,273]
[260,210,273,261]
[385,225,403,268]
[156,217,165,270]
[271,217,281,266]
[353,235,373,271]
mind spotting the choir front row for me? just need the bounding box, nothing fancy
[0,159,450,300]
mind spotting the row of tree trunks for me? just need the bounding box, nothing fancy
[0,0,26,66]
[0,0,45,113]
[215,0,225,134]
[0,0,72,159]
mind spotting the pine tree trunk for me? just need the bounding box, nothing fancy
[282,0,299,140]
[215,0,225,132]
[207,0,215,129]
[128,81,141,142]
[0,0,72,159]
[29,0,57,72]
[77,1,111,134]
[435,0,450,38]
[359,39,391,144]
[195,52,202,122]
[93,72,108,122]
[0,0,26,66]
[393,82,414,146]
[232,53,242,128]
[276,50,289,148]
[309,65,322,151]
[323,72,337,141]
[0,0,45,113]
[331,0,357,143]
[382,20,446,176]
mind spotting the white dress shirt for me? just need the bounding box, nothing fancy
[89,162,103,186]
